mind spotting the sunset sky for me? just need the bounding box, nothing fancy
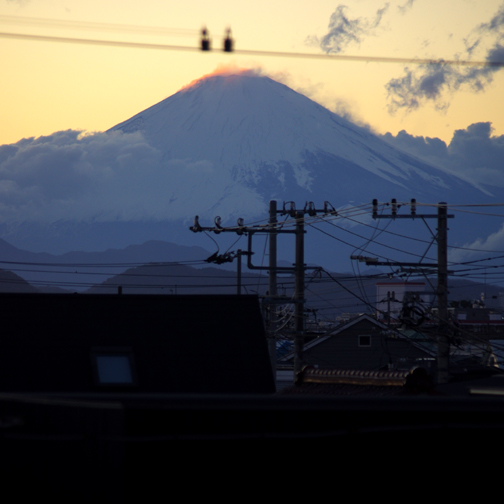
[1,0,503,146]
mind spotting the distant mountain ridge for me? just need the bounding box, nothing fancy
[1,236,500,315]
[0,238,216,291]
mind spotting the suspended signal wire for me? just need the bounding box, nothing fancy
[335,204,504,255]
[76,282,262,291]
[4,267,277,281]
[340,212,439,247]
[450,207,504,218]
[223,233,244,254]
[1,30,503,67]
[0,265,392,288]
[404,202,504,208]
[310,220,439,261]
[0,259,208,268]
[447,203,504,208]
[427,310,504,366]
[256,233,269,293]
[0,15,199,37]
[450,260,504,272]
[349,205,392,306]
[320,266,504,366]
[0,32,202,53]
[305,286,353,315]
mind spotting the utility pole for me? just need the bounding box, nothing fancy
[437,202,449,384]
[293,210,305,376]
[362,199,454,384]
[190,200,333,383]
[268,201,278,379]
[236,249,242,295]
[387,291,394,327]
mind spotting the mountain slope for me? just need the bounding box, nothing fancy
[110,70,483,215]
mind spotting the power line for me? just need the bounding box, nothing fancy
[0,259,208,268]
[1,30,503,67]
[0,15,199,37]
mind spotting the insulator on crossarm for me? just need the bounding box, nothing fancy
[214,216,223,233]
[223,28,233,52]
[191,215,203,232]
[306,201,316,216]
[201,27,211,51]
[283,201,296,217]
[237,217,245,235]
[372,199,378,219]
[323,201,337,216]
[411,198,416,216]
[391,198,397,217]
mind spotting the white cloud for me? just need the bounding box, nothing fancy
[449,222,504,263]
[0,130,264,225]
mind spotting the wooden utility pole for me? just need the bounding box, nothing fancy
[236,249,242,295]
[367,199,454,384]
[268,201,278,378]
[437,202,449,384]
[293,210,305,376]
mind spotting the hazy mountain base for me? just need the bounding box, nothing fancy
[83,265,504,320]
[1,257,500,322]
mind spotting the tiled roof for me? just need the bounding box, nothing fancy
[280,366,435,396]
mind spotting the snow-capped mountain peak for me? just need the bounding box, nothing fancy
[110,69,481,213]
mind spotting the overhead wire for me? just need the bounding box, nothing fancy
[319,264,504,371]
[0,15,199,37]
[349,204,393,306]
[1,26,503,67]
[313,202,504,255]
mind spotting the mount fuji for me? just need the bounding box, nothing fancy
[109,69,484,219]
[0,69,494,270]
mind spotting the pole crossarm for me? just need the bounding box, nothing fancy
[372,198,454,220]
[351,255,446,271]
[189,200,337,382]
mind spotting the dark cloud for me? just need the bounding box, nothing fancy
[0,130,263,225]
[397,0,415,15]
[306,3,389,54]
[386,65,453,112]
[381,122,504,189]
[386,4,504,112]
[480,4,504,33]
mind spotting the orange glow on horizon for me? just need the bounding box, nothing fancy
[180,64,261,92]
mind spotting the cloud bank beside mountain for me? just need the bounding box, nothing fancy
[381,122,504,189]
[0,129,263,224]
[0,121,501,227]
